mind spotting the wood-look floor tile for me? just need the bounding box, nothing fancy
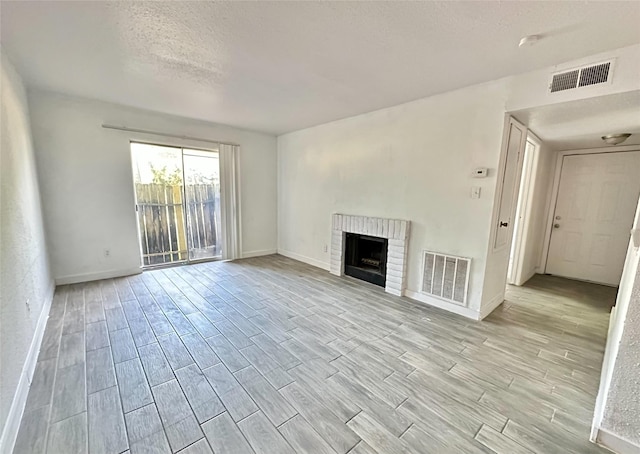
[125,403,164,443]
[51,362,86,422]
[110,328,138,363]
[87,346,116,394]
[47,412,87,454]
[174,363,225,423]
[24,358,56,411]
[237,411,296,454]
[88,386,129,454]
[13,406,49,454]
[280,382,360,453]
[15,257,612,454]
[138,342,175,387]
[116,357,154,413]
[201,412,255,454]
[278,414,336,454]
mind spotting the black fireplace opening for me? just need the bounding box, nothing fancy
[344,233,388,287]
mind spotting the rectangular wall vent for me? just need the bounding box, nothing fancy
[421,251,470,306]
[549,60,613,93]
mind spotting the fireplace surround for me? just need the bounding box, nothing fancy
[330,214,410,296]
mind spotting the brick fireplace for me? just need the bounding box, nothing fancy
[330,214,410,296]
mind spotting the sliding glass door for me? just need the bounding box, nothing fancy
[131,142,221,267]
[183,149,222,261]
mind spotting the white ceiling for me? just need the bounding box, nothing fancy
[512,91,640,151]
[2,1,640,135]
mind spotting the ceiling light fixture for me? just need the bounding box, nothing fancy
[519,35,540,48]
[602,133,632,145]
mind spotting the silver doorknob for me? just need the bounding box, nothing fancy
[554,223,560,229]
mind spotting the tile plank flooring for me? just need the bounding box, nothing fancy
[14,255,614,453]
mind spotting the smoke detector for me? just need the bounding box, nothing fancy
[602,134,631,145]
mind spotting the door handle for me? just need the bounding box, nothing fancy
[499,222,509,228]
[554,223,560,229]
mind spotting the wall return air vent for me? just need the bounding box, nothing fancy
[421,251,470,306]
[549,60,613,93]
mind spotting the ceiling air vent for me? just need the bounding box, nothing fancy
[579,61,611,87]
[549,60,613,93]
[550,69,580,93]
[421,251,470,306]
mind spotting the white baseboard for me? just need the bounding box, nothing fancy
[405,290,481,320]
[0,281,55,454]
[277,249,331,271]
[55,266,142,285]
[242,249,277,259]
[597,429,640,454]
[479,293,505,320]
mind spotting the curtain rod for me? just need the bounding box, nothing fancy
[101,124,240,147]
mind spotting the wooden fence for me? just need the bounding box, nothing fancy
[135,183,221,266]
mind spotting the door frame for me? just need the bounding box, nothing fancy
[540,144,640,274]
[508,134,542,285]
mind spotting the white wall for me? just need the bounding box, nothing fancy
[592,193,640,451]
[0,54,53,450]
[277,44,640,320]
[28,91,278,284]
[601,259,640,449]
[278,79,509,317]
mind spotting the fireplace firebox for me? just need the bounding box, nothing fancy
[344,233,388,287]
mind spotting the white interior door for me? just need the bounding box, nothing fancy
[493,118,527,251]
[546,151,640,285]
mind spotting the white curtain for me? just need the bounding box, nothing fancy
[219,144,241,260]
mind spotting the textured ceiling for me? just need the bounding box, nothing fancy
[2,1,640,134]
[513,91,640,151]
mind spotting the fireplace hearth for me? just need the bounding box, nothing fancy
[344,233,388,287]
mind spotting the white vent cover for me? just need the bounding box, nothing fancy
[549,60,613,93]
[421,251,470,306]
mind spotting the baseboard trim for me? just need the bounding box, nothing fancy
[242,249,277,259]
[0,281,55,454]
[479,293,505,320]
[55,266,142,285]
[277,249,331,271]
[405,290,481,320]
[597,429,640,454]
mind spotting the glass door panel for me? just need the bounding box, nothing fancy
[182,149,222,261]
[131,143,187,266]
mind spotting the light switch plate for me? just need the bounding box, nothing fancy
[471,187,481,199]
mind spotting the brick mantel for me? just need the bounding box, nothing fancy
[330,214,410,296]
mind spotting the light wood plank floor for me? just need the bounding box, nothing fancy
[14,254,615,453]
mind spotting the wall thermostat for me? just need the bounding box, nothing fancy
[472,167,488,178]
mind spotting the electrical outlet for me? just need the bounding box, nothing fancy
[104,248,111,258]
